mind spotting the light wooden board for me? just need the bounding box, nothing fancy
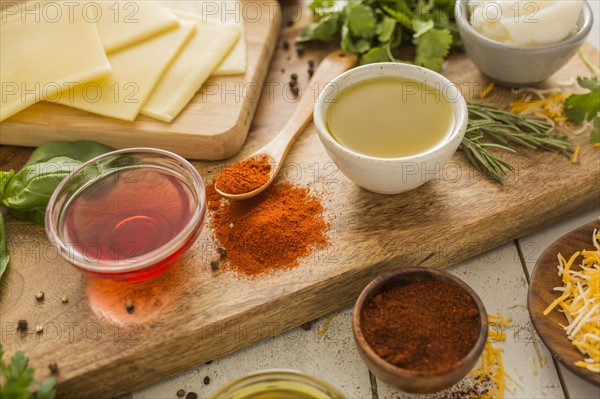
[1,16,600,399]
[0,0,281,160]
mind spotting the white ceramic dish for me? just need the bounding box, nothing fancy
[313,63,468,195]
[455,0,593,86]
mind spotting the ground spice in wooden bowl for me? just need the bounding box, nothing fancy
[214,155,271,195]
[353,268,488,393]
[206,182,329,276]
[361,279,480,374]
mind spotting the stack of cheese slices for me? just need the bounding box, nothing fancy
[0,0,245,123]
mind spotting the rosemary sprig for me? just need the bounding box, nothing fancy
[462,102,574,183]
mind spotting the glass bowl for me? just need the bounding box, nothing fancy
[209,369,346,398]
[45,148,206,281]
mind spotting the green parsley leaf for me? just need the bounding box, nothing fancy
[412,19,434,38]
[564,77,600,123]
[382,5,413,30]
[0,346,56,399]
[297,12,341,43]
[345,2,376,38]
[413,27,453,72]
[360,47,392,65]
[341,24,371,54]
[376,16,396,42]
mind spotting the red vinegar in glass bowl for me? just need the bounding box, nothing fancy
[45,148,206,281]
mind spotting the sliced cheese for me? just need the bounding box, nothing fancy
[165,0,247,75]
[212,21,246,76]
[95,1,180,53]
[0,1,111,122]
[52,21,195,121]
[141,11,240,122]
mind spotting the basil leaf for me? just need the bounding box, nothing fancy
[2,157,82,225]
[24,140,113,167]
[0,213,8,282]
[0,170,14,199]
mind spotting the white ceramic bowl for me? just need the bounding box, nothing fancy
[313,63,468,195]
[455,0,593,86]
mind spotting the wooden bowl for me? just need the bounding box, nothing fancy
[528,220,600,387]
[352,268,488,393]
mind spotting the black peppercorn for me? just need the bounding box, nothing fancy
[125,301,135,314]
[301,321,312,331]
[210,260,220,271]
[218,247,227,258]
[17,319,27,332]
[308,67,314,78]
[290,73,298,81]
[282,40,290,50]
[185,392,198,399]
[48,361,59,374]
[296,46,305,57]
[176,389,186,397]
[308,60,315,67]
[203,376,210,385]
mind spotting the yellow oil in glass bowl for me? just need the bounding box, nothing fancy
[209,370,345,399]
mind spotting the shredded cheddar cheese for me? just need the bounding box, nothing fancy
[543,228,600,373]
[509,91,569,125]
[481,83,495,98]
[471,313,510,398]
[571,145,581,164]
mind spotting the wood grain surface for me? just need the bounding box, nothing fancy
[528,221,600,387]
[1,2,600,397]
[0,0,281,160]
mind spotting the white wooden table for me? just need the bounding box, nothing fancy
[127,3,600,398]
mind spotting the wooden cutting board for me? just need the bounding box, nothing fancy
[1,4,599,398]
[0,0,281,160]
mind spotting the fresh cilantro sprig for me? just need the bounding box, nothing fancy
[298,0,458,71]
[564,77,600,143]
[0,345,56,399]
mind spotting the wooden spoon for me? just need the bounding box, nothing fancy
[215,50,358,200]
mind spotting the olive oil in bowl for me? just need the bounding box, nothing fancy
[326,77,454,158]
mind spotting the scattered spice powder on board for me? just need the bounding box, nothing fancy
[361,279,480,374]
[214,155,272,195]
[206,182,329,276]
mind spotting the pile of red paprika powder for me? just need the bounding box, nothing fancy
[361,279,480,374]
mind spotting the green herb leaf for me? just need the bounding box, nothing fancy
[412,19,434,38]
[0,213,8,282]
[376,16,396,42]
[564,77,600,123]
[382,5,413,30]
[413,27,453,71]
[23,140,114,168]
[345,2,377,38]
[2,157,81,225]
[297,12,341,43]
[0,346,56,399]
[341,24,371,54]
[0,170,14,199]
[591,116,600,144]
[360,47,392,65]
[0,141,114,226]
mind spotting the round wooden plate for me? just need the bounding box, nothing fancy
[528,220,600,387]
